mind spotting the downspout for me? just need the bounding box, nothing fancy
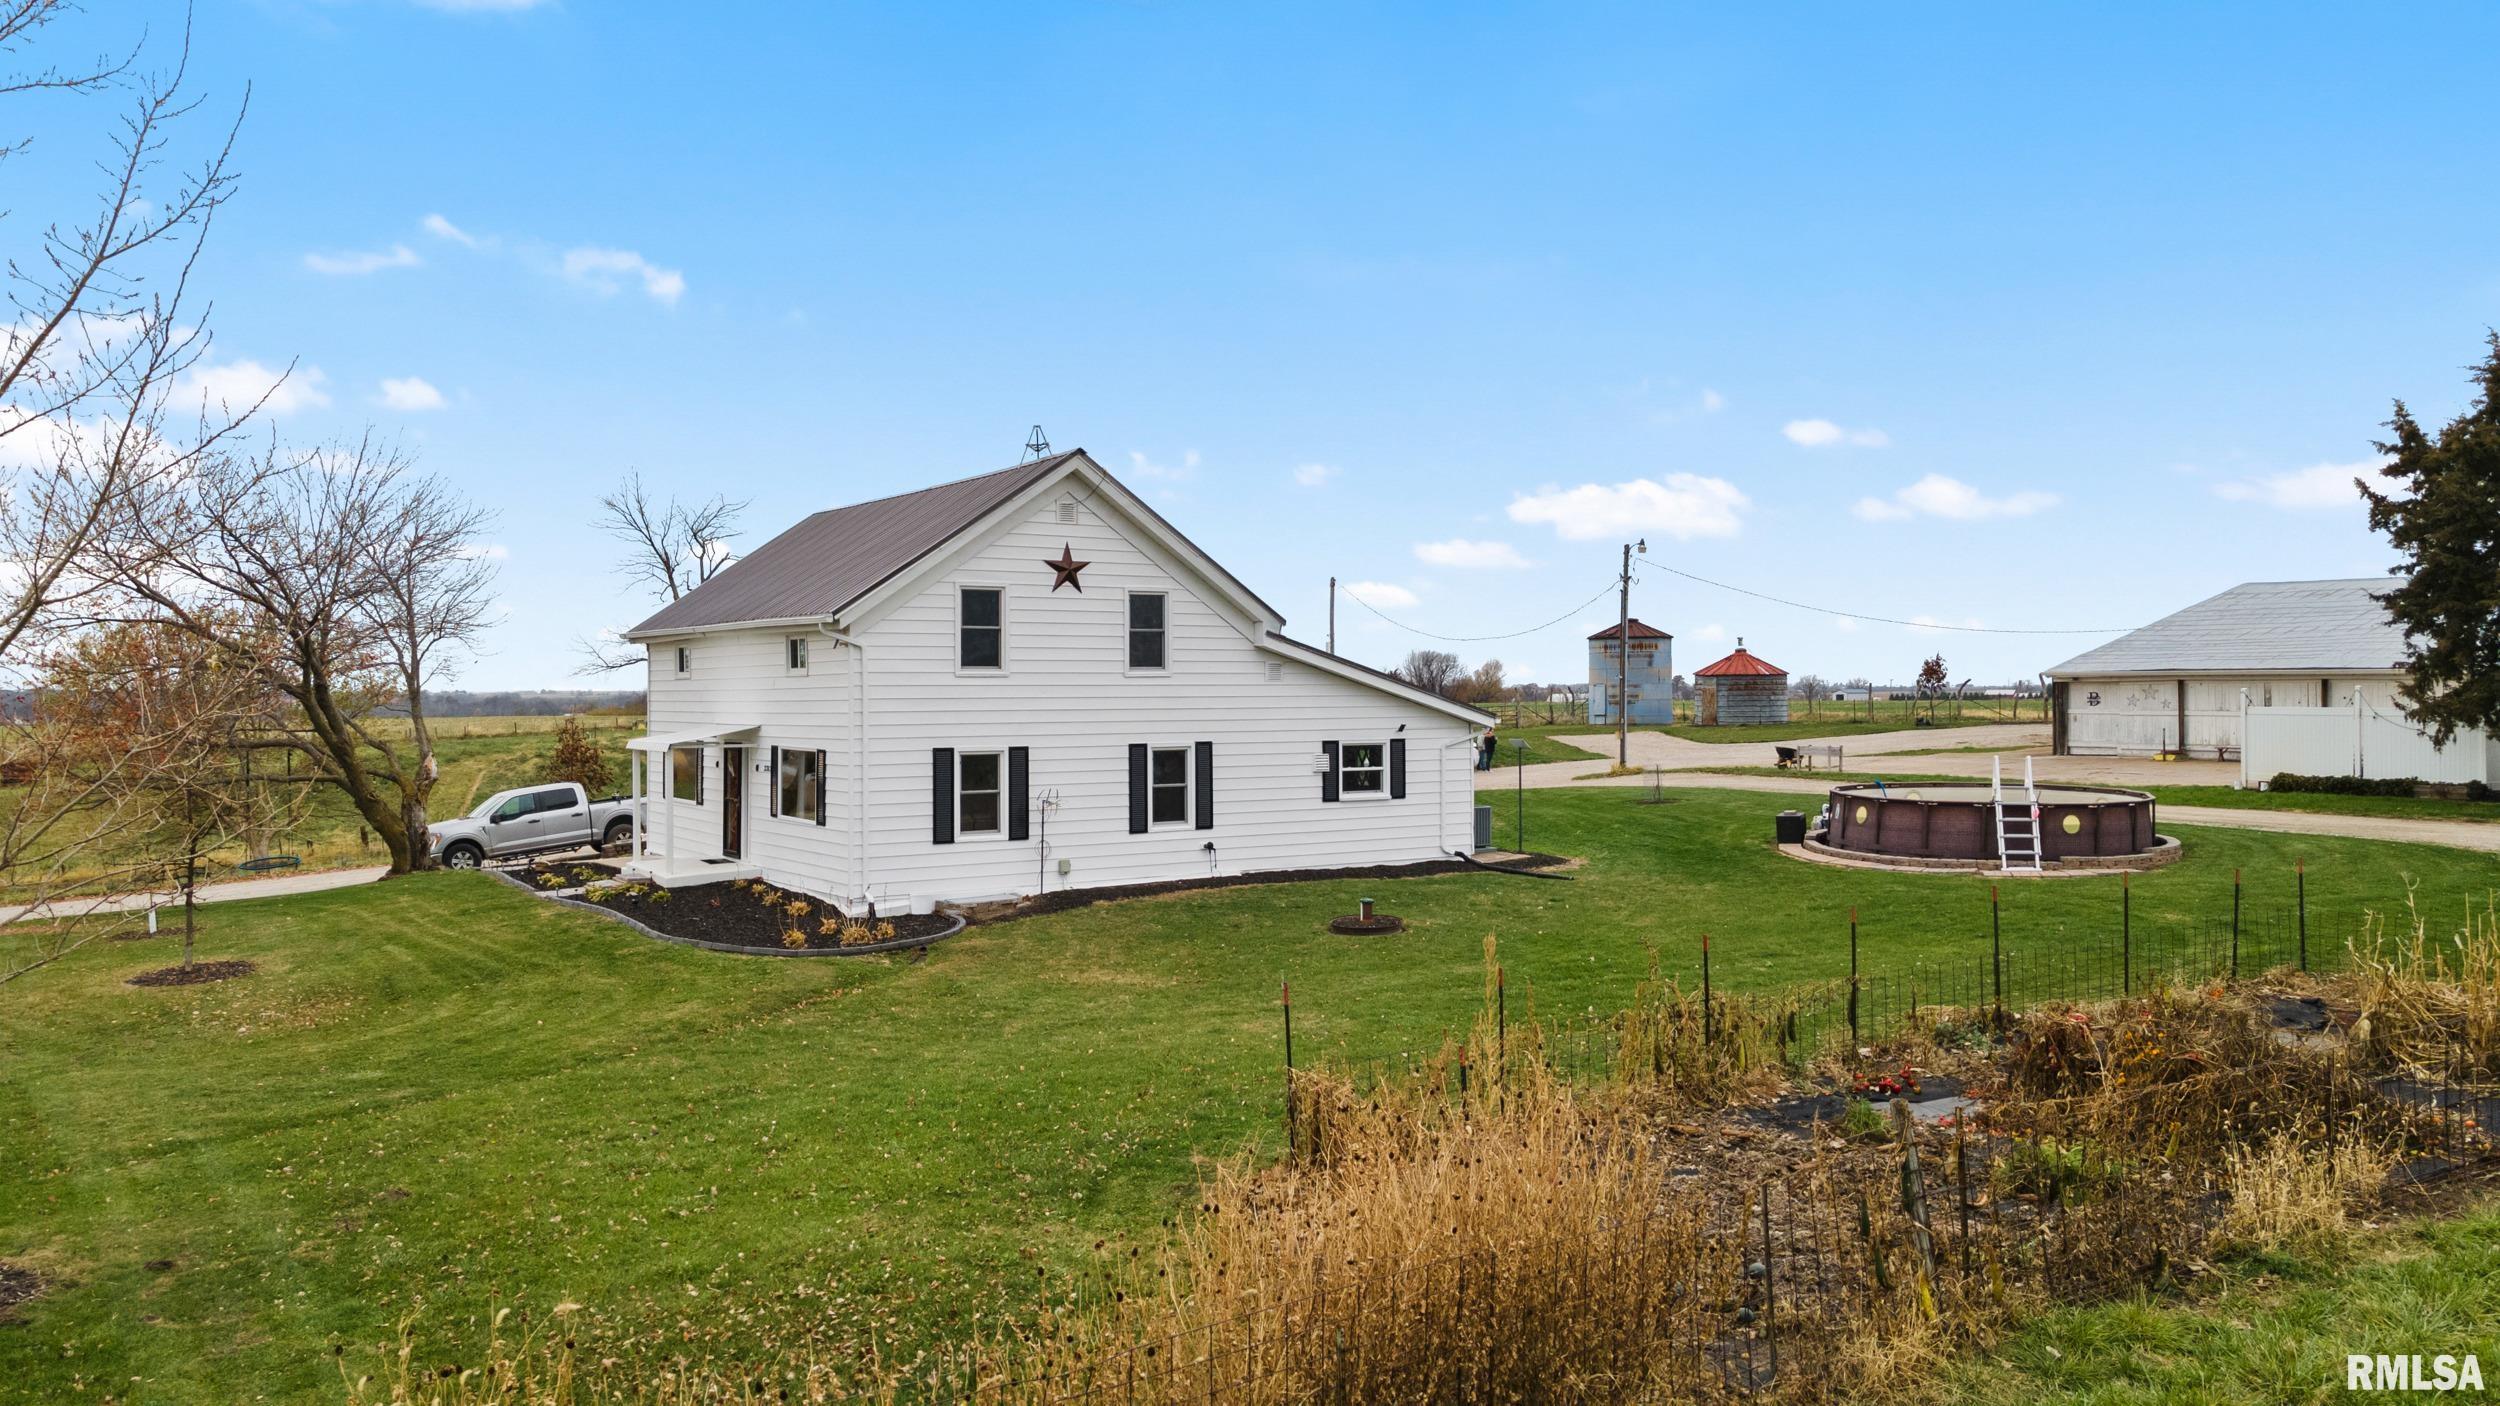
[818,622,870,909]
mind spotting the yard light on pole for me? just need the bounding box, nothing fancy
[1615,538,1645,769]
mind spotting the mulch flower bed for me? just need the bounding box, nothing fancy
[0,1261,41,1320]
[126,959,256,987]
[582,877,954,952]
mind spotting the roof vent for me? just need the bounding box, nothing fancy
[1056,498,1077,525]
[1265,661,1283,682]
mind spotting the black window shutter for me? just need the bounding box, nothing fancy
[814,750,828,827]
[1193,741,1213,830]
[1008,746,1031,840]
[931,747,956,844]
[769,745,781,817]
[1127,743,1149,834]
[1390,738,1408,799]
[1321,741,1340,802]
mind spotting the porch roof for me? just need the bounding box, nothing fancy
[626,722,760,753]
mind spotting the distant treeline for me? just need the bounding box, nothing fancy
[380,690,647,718]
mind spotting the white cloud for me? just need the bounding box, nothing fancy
[1506,473,1750,541]
[303,243,420,276]
[2211,460,2381,511]
[1343,580,1418,609]
[1852,473,2058,523]
[560,246,685,304]
[380,376,447,411]
[1783,418,1889,448]
[1292,462,1338,488]
[1698,388,1725,413]
[177,359,329,416]
[1127,449,1199,482]
[422,213,482,248]
[1414,538,1532,569]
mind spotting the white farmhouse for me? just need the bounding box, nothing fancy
[2043,578,2408,759]
[619,449,1492,912]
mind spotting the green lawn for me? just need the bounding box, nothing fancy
[1657,765,2500,826]
[1656,713,2015,744]
[1484,730,1607,767]
[0,715,642,897]
[1923,1200,2500,1404]
[2,787,2494,1402]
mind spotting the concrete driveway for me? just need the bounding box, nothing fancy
[0,864,390,926]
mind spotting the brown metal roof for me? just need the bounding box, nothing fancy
[629,452,1085,636]
[1587,618,1671,642]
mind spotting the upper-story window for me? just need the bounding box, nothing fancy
[1128,592,1167,670]
[674,645,691,675]
[960,587,1003,669]
[786,636,809,672]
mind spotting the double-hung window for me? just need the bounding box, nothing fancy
[1149,746,1188,823]
[674,645,691,675]
[959,752,1002,834]
[777,749,820,821]
[669,746,705,804]
[1340,743,1386,795]
[1128,592,1167,670]
[786,637,809,672]
[959,588,1003,669]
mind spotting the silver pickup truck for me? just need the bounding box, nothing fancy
[429,782,636,869]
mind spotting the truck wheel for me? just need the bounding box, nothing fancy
[442,842,485,870]
[602,818,633,850]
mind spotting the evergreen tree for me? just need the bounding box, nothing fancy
[2360,333,2500,744]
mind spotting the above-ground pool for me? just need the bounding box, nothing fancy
[1818,782,2166,868]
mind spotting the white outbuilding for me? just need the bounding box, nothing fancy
[2043,578,2409,760]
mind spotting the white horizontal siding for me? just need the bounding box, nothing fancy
[855,495,1472,905]
[643,628,855,894]
[638,489,1480,909]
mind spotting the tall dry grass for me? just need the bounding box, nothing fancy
[2347,886,2500,1074]
[2213,1133,2392,1255]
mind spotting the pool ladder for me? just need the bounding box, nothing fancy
[1992,755,2043,873]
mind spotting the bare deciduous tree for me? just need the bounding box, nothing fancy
[0,3,251,666]
[1394,649,1463,696]
[575,472,744,673]
[104,436,497,875]
[0,2,261,952]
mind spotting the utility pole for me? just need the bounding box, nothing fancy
[1327,576,1337,654]
[1616,539,1644,766]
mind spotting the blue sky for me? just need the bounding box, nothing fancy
[35,1,2500,691]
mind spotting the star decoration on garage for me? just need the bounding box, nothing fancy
[1042,544,1090,591]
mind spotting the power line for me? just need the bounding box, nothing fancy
[1338,576,1623,643]
[1636,560,2131,636]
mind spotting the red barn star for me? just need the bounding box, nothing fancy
[1042,544,1090,591]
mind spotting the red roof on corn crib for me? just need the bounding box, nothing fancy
[1695,644,1785,678]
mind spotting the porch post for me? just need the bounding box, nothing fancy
[659,744,674,862]
[631,747,645,859]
